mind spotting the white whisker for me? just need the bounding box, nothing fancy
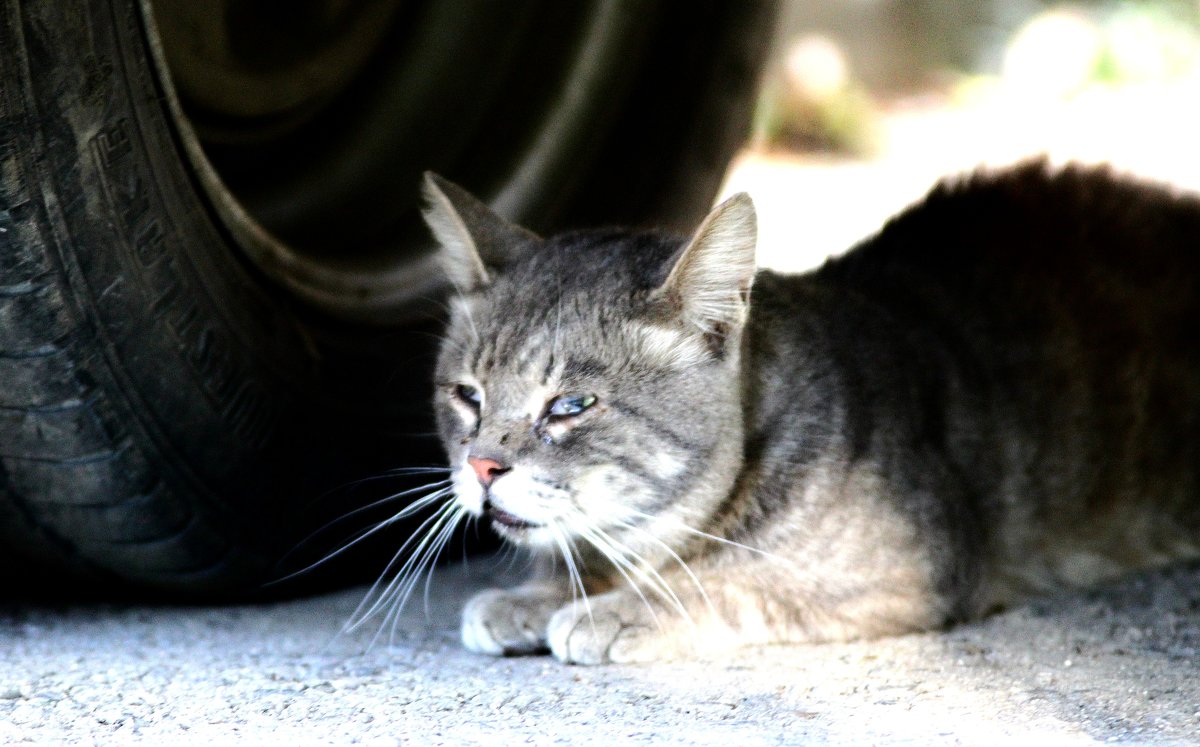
[618,506,794,568]
[299,467,450,512]
[361,500,463,638]
[611,517,717,621]
[272,484,455,586]
[549,521,592,629]
[422,505,469,611]
[345,497,459,637]
[322,479,453,535]
[567,517,680,634]
[552,249,563,374]
[386,503,467,644]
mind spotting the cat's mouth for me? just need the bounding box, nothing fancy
[485,501,543,532]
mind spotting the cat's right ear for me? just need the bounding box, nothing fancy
[653,192,758,349]
[421,172,540,291]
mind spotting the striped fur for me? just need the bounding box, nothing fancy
[424,163,1200,664]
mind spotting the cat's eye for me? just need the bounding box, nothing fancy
[454,383,482,408]
[547,393,596,418]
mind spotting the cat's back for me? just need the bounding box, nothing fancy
[820,160,1200,314]
[812,161,1200,429]
[799,162,1200,596]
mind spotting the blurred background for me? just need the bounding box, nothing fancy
[724,0,1200,272]
[9,0,1197,596]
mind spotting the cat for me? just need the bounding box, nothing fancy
[419,161,1200,665]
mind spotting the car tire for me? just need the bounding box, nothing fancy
[0,0,776,598]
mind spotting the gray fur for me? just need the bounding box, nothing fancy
[421,172,540,291]
[423,163,1200,664]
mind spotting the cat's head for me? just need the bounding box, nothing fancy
[422,174,757,555]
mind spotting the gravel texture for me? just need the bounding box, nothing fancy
[2,559,1198,745]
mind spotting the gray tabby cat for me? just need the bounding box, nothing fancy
[421,162,1199,665]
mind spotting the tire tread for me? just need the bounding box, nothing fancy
[1,85,241,593]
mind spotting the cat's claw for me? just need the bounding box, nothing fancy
[460,586,562,656]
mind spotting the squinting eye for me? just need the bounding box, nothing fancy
[454,383,482,408]
[547,393,596,418]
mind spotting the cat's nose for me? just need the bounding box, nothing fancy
[468,456,510,487]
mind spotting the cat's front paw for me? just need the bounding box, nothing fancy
[547,594,681,665]
[461,586,564,656]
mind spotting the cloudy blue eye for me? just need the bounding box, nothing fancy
[547,393,596,418]
[454,383,481,407]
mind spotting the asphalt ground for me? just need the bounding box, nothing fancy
[3,558,1198,745]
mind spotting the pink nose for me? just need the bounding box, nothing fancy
[468,457,509,487]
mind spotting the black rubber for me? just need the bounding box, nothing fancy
[0,0,776,599]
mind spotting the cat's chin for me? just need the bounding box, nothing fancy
[490,521,554,548]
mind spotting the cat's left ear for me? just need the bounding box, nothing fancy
[421,172,540,291]
[654,192,758,347]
